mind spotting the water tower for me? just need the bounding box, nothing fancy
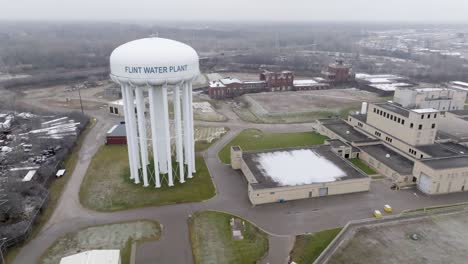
[110,37,199,188]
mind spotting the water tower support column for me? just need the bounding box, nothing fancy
[189,82,196,173]
[135,86,149,187]
[121,85,137,181]
[173,84,185,183]
[182,83,193,178]
[148,86,161,188]
[124,85,141,184]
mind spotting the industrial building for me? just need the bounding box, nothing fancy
[438,110,468,144]
[394,87,466,111]
[321,59,353,84]
[231,145,370,205]
[105,122,127,145]
[317,100,468,194]
[208,70,329,99]
[355,73,414,96]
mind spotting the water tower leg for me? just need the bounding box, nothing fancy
[188,82,196,173]
[173,84,185,183]
[161,85,174,186]
[154,88,168,174]
[125,86,141,184]
[135,87,149,187]
[121,85,136,181]
[148,87,161,188]
[182,83,193,179]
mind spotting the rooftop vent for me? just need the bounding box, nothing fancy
[386,154,391,158]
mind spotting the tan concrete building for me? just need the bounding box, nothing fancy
[231,145,370,205]
[413,156,468,194]
[394,87,467,111]
[317,102,468,192]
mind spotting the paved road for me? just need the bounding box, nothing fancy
[12,98,468,264]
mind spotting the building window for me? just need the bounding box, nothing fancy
[410,123,414,128]
[419,124,423,130]
[420,154,424,159]
[110,106,114,114]
[421,115,424,119]
[432,123,436,129]
[402,120,405,125]
[427,114,430,119]
[114,107,118,115]
[434,114,437,118]
[398,118,401,123]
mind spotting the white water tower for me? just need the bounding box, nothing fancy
[110,37,199,188]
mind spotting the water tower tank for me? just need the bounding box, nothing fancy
[110,37,200,188]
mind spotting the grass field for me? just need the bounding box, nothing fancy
[290,228,342,264]
[218,129,328,164]
[349,159,377,175]
[40,220,160,264]
[80,145,215,212]
[189,211,268,264]
[4,118,96,264]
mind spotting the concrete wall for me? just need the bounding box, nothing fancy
[366,104,439,146]
[248,178,370,205]
[394,88,466,111]
[359,150,412,185]
[348,113,434,160]
[231,146,243,170]
[413,161,468,194]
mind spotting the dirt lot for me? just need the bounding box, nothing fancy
[329,212,468,264]
[246,89,380,114]
[234,88,383,123]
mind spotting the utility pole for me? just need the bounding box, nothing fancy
[78,87,84,115]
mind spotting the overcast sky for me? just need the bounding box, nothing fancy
[2,0,468,22]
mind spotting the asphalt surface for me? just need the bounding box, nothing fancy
[11,99,468,264]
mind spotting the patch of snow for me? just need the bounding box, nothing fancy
[255,149,346,186]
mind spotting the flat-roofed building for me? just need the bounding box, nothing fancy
[394,87,466,111]
[231,145,370,205]
[413,156,468,194]
[321,60,353,84]
[438,110,468,144]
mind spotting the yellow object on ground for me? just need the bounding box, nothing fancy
[374,210,382,218]
[384,204,392,213]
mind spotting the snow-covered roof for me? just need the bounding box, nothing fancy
[209,80,226,88]
[369,83,412,91]
[60,250,120,264]
[412,108,439,114]
[415,88,445,92]
[451,81,468,88]
[254,149,347,186]
[293,79,318,86]
[220,77,242,85]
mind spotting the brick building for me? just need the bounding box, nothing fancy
[322,60,353,84]
[208,77,266,99]
[260,70,294,91]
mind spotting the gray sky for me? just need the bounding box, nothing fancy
[2,0,468,22]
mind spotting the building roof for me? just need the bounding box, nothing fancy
[359,144,414,175]
[60,250,120,264]
[374,102,410,117]
[326,139,351,149]
[412,108,439,114]
[417,143,468,158]
[293,79,318,86]
[449,110,468,117]
[242,145,367,190]
[107,123,126,137]
[421,155,468,170]
[349,113,368,123]
[220,77,242,85]
[321,119,376,143]
[209,80,226,88]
